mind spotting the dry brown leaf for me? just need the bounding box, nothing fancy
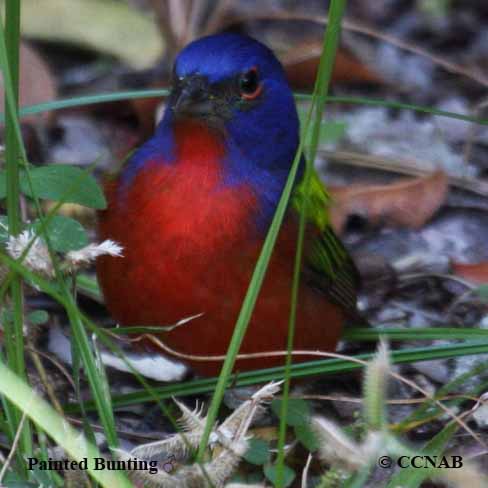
[451,262,488,285]
[329,170,448,234]
[0,42,57,125]
[281,41,382,90]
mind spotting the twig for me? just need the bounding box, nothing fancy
[298,393,478,405]
[28,344,64,415]
[26,345,76,392]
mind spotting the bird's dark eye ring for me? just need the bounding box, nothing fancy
[239,67,262,100]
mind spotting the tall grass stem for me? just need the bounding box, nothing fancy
[3,0,32,470]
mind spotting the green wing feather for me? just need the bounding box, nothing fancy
[291,169,362,320]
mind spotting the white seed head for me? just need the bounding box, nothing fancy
[6,230,54,276]
[66,239,123,266]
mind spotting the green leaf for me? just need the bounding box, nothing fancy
[244,438,271,465]
[295,422,319,452]
[31,215,88,252]
[20,165,106,209]
[27,310,49,325]
[271,398,310,427]
[264,463,295,488]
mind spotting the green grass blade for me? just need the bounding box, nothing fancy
[17,88,169,117]
[1,0,32,470]
[276,1,347,486]
[6,92,487,127]
[345,327,488,341]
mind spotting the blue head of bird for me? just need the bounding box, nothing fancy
[126,34,301,223]
[170,33,300,169]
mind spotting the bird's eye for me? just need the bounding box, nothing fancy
[239,67,262,100]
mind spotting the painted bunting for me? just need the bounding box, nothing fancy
[96,34,362,377]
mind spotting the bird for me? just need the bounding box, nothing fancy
[96,33,362,378]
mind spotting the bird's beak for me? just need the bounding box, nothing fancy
[171,76,214,118]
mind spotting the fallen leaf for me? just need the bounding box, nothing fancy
[0,42,57,124]
[0,42,57,161]
[329,170,448,234]
[282,41,382,90]
[5,0,164,70]
[451,262,488,285]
